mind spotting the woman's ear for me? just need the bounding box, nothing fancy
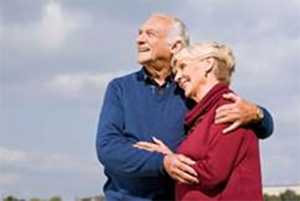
[204,57,215,77]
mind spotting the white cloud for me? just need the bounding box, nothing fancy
[0,147,28,163]
[47,71,126,98]
[232,37,300,90]
[1,1,91,49]
[0,173,19,186]
[262,154,299,185]
[37,1,79,48]
[2,0,300,197]
[277,95,300,126]
[0,146,103,200]
[0,146,99,177]
[0,15,3,39]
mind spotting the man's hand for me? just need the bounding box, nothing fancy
[215,93,262,133]
[163,154,199,184]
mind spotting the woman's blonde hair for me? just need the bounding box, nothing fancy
[172,42,235,84]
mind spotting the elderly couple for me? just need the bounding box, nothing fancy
[96,14,274,201]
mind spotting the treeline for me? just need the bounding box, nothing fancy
[2,190,300,201]
[1,195,106,201]
[2,196,62,201]
[264,190,300,201]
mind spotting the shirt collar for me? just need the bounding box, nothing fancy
[137,67,174,87]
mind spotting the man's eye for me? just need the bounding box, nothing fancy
[180,64,186,69]
[147,30,156,37]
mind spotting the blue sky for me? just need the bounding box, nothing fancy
[1,0,299,200]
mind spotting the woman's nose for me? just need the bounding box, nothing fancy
[174,72,181,83]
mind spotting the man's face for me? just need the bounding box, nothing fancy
[136,16,172,66]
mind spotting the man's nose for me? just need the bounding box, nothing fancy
[136,32,145,44]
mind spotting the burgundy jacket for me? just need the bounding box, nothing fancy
[176,84,263,201]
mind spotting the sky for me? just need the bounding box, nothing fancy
[1,0,299,200]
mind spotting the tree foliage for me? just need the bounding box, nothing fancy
[264,190,300,201]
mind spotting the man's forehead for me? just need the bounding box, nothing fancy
[141,15,172,30]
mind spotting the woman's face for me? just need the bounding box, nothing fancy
[173,58,207,99]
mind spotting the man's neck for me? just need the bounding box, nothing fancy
[144,65,172,86]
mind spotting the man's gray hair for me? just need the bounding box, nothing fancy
[150,14,190,46]
[168,17,190,46]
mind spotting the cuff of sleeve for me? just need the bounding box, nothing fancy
[253,106,274,139]
[156,153,167,176]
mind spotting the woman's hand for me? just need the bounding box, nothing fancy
[134,137,199,184]
[163,153,199,184]
[133,137,173,155]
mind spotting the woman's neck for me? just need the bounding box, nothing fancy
[193,80,220,103]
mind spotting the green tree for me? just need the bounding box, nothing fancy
[49,196,62,201]
[3,196,18,201]
[264,194,281,201]
[29,198,42,201]
[280,190,300,201]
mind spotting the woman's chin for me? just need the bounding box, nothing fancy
[184,90,191,98]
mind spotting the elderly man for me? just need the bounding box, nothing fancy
[96,14,273,201]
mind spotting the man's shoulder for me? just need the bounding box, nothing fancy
[113,70,140,82]
[215,88,235,107]
[107,69,142,89]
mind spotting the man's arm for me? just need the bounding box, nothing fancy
[251,106,274,139]
[96,80,164,177]
[215,93,274,139]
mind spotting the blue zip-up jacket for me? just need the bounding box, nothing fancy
[96,68,274,201]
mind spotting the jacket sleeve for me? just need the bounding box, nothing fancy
[96,79,165,178]
[253,106,274,139]
[192,123,253,190]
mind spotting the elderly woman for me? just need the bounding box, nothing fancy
[135,42,263,201]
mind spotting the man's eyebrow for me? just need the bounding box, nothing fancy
[146,28,160,34]
[138,26,162,37]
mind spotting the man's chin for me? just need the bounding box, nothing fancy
[137,58,151,65]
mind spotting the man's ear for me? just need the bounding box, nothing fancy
[170,39,184,54]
